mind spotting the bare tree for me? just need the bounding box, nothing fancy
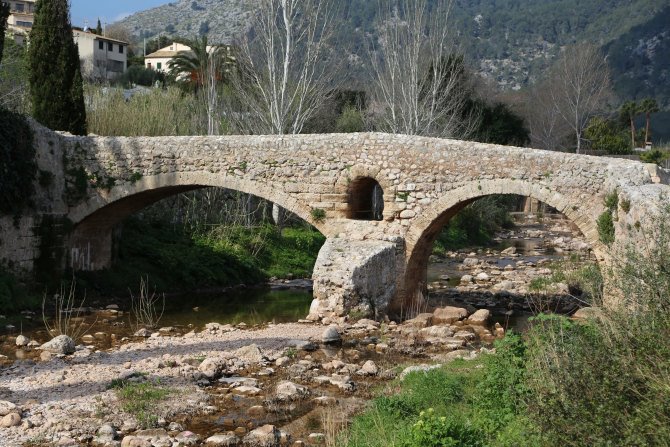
[228,0,338,135]
[524,82,572,151]
[368,0,474,138]
[548,43,611,153]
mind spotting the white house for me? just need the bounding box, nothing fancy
[144,42,192,73]
[3,0,35,45]
[73,29,129,81]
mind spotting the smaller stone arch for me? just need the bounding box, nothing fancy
[347,176,385,220]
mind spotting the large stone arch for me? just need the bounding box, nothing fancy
[68,172,332,270]
[398,178,607,307]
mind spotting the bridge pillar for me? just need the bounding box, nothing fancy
[67,224,116,271]
[308,237,404,321]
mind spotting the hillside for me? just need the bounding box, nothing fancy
[117,0,669,112]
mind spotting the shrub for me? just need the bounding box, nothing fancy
[405,409,486,447]
[596,210,615,245]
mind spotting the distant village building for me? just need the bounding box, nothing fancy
[3,0,35,45]
[144,42,192,73]
[73,29,129,81]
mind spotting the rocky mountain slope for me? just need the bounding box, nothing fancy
[117,0,669,109]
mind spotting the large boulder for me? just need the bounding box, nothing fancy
[321,326,341,344]
[40,335,75,355]
[244,424,281,447]
[467,309,491,325]
[0,413,21,428]
[276,381,309,400]
[0,401,17,416]
[432,306,468,324]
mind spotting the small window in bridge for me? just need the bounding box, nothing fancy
[347,177,384,221]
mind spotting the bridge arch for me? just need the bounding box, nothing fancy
[68,172,332,270]
[400,178,607,306]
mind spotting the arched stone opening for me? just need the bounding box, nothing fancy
[396,180,606,314]
[68,173,331,271]
[346,176,384,221]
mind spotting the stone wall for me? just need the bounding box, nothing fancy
[308,238,400,320]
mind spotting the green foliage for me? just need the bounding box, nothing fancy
[470,101,530,146]
[584,116,631,154]
[76,219,324,296]
[29,0,86,135]
[433,195,515,253]
[603,190,618,211]
[0,39,30,113]
[310,208,326,223]
[0,2,9,65]
[473,334,528,434]
[112,378,172,428]
[596,211,615,245]
[640,149,669,165]
[116,65,166,87]
[0,108,36,215]
[406,409,486,447]
[336,106,365,133]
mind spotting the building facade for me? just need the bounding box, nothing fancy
[144,42,192,73]
[73,30,128,81]
[3,0,35,45]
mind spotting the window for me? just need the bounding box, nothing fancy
[147,62,152,69]
[157,62,162,70]
[14,3,24,12]
[119,45,124,54]
[16,20,31,27]
[107,42,113,52]
[108,60,124,73]
[347,177,384,220]
[98,41,103,50]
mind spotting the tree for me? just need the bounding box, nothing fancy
[29,0,87,135]
[548,43,611,153]
[228,0,338,135]
[639,98,659,145]
[524,82,572,151]
[168,35,234,135]
[368,0,474,138]
[96,18,102,35]
[619,100,640,149]
[583,116,630,154]
[0,1,9,65]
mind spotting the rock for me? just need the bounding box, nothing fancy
[404,313,433,328]
[492,280,514,291]
[287,339,317,351]
[314,374,355,392]
[308,433,325,444]
[175,431,200,446]
[133,328,152,337]
[232,385,262,396]
[0,401,17,416]
[432,306,468,324]
[248,406,266,418]
[419,325,454,339]
[0,412,20,427]
[475,272,490,282]
[501,246,517,255]
[275,381,309,400]
[244,424,280,447]
[168,422,184,432]
[234,344,265,363]
[199,358,227,379]
[321,326,341,344]
[40,335,75,355]
[205,433,239,446]
[357,360,379,376]
[494,323,505,337]
[467,309,491,325]
[15,334,29,347]
[120,437,152,447]
[462,257,479,267]
[460,275,473,284]
[454,331,476,341]
[95,424,117,444]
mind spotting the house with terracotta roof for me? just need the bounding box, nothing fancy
[144,42,193,73]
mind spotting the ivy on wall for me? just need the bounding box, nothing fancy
[0,109,36,215]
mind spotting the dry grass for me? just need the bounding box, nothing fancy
[42,281,95,342]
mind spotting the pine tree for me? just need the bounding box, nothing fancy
[29,0,87,135]
[96,18,102,35]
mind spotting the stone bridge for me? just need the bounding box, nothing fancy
[1,124,668,320]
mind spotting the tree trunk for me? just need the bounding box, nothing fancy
[645,112,651,145]
[630,117,636,149]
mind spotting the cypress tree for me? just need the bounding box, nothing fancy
[29,0,87,135]
[96,18,102,35]
[0,2,9,65]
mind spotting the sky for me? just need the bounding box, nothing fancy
[70,0,171,28]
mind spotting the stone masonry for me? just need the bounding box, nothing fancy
[1,122,669,319]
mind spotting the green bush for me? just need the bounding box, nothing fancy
[596,210,615,245]
[406,409,486,447]
[584,116,631,154]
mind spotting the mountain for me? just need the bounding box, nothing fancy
[117,0,669,110]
